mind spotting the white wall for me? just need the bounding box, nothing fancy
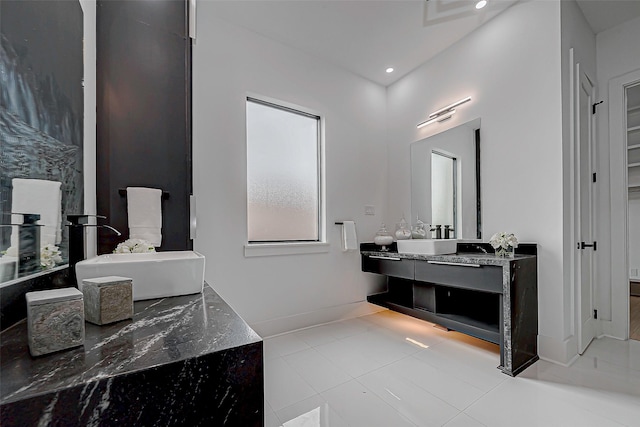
[192,7,388,336]
[80,0,97,257]
[596,15,640,338]
[560,0,596,357]
[386,1,569,362]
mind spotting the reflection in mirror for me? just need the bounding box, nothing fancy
[411,118,480,239]
[431,151,457,234]
[0,0,84,285]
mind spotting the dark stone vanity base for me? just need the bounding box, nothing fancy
[1,285,263,426]
[362,243,538,377]
[1,344,262,426]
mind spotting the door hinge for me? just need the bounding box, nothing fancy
[592,100,604,114]
[592,172,597,183]
[594,309,598,319]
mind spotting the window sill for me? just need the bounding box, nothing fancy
[244,242,330,257]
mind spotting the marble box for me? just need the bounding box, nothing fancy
[26,288,85,357]
[82,276,133,325]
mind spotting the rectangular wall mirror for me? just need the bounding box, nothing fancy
[0,0,84,285]
[410,118,481,239]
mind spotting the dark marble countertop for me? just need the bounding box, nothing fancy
[360,250,536,266]
[0,284,262,405]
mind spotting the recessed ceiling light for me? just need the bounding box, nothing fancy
[386,67,394,73]
[476,0,487,9]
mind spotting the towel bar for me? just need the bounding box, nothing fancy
[118,188,170,200]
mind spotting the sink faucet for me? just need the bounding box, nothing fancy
[67,214,121,286]
[444,225,455,239]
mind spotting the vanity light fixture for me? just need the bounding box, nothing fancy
[386,67,394,73]
[416,96,471,129]
[476,0,487,9]
[417,109,456,128]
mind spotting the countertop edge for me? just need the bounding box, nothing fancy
[360,250,536,265]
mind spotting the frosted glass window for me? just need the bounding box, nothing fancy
[431,151,456,231]
[247,98,321,242]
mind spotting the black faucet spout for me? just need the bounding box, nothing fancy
[67,215,120,287]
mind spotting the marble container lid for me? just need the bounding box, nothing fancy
[25,288,83,306]
[82,276,133,287]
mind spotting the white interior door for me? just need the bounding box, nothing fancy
[576,65,596,354]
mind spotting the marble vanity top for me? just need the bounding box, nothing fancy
[0,284,262,405]
[360,249,536,266]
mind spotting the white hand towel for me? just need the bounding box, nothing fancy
[341,221,358,252]
[10,178,62,247]
[127,187,163,247]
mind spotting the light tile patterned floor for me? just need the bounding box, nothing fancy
[264,310,640,427]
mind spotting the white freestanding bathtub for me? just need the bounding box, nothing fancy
[75,251,205,301]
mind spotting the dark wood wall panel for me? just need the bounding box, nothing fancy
[97,0,192,254]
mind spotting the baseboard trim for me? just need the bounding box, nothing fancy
[251,301,387,338]
[537,334,578,366]
[597,333,627,342]
[600,319,627,340]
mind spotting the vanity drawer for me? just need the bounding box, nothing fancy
[414,260,503,294]
[362,255,414,280]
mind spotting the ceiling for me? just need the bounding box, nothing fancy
[209,0,640,87]
[575,0,640,34]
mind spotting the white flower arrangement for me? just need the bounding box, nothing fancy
[489,232,518,257]
[1,245,62,270]
[114,238,156,254]
[1,246,18,257]
[41,244,63,269]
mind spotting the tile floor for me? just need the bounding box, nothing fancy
[263,310,640,427]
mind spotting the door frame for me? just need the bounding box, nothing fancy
[573,58,597,353]
[607,69,640,339]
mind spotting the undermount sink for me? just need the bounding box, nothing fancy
[396,239,458,255]
[75,251,205,301]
